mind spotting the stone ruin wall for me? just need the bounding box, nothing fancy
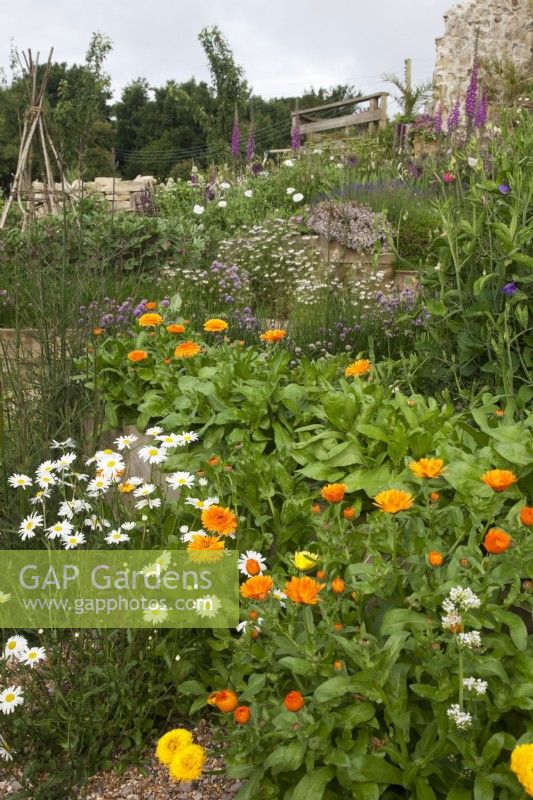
[30,176,157,216]
[432,0,533,113]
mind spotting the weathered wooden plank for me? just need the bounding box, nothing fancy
[300,110,383,134]
[292,92,387,117]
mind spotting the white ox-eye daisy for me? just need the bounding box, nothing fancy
[166,472,195,490]
[146,426,164,437]
[20,646,46,668]
[54,452,77,471]
[87,476,111,495]
[180,528,206,543]
[156,433,182,448]
[136,497,162,510]
[0,733,13,761]
[177,431,199,445]
[0,686,24,715]
[114,434,138,450]
[62,532,86,550]
[47,520,73,540]
[8,474,32,489]
[138,445,167,465]
[19,513,44,541]
[105,530,130,545]
[96,452,125,479]
[185,496,219,510]
[36,472,57,490]
[4,635,28,662]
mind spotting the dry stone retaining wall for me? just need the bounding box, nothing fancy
[432,0,533,113]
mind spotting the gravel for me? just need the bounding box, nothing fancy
[0,720,242,800]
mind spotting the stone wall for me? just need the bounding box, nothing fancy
[432,0,533,113]
[29,175,157,216]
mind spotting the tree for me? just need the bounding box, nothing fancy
[53,32,114,177]
[198,25,249,145]
[382,63,431,121]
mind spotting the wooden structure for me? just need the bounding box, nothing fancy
[291,92,388,140]
[0,48,66,230]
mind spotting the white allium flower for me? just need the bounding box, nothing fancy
[286,187,295,195]
[292,193,304,203]
[447,704,472,729]
[244,189,253,198]
[220,181,231,190]
[218,200,227,208]
[193,204,205,215]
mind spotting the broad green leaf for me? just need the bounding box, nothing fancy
[278,657,312,676]
[380,609,430,635]
[264,741,306,773]
[474,776,494,800]
[292,767,335,800]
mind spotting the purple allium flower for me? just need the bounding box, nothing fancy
[498,183,510,195]
[231,109,241,157]
[190,173,198,185]
[291,117,301,151]
[251,162,262,176]
[475,90,488,129]
[434,106,443,134]
[501,282,518,296]
[245,125,255,162]
[465,62,478,119]
[447,99,460,132]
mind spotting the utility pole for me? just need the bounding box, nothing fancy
[404,58,412,94]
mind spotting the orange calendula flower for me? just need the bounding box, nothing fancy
[284,576,325,605]
[316,570,327,580]
[260,329,286,343]
[92,327,103,336]
[174,341,201,359]
[427,550,444,567]
[240,575,274,601]
[234,706,251,724]
[138,312,163,327]
[127,349,148,362]
[343,507,356,520]
[334,660,343,671]
[409,458,446,479]
[187,534,224,552]
[430,492,440,502]
[345,359,372,377]
[203,318,228,333]
[201,505,237,536]
[495,409,505,417]
[373,489,414,513]
[483,528,512,554]
[519,506,533,526]
[481,469,517,492]
[118,482,135,494]
[212,690,238,713]
[207,456,220,467]
[144,301,157,310]
[331,577,345,594]
[311,503,322,514]
[284,691,304,712]
[320,483,347,503]
[166,323,186,334]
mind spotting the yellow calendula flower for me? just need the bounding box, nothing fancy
[510,743,533,796]
[293,551,320,571]
[409,458,445,479]
[169,743,206,782]
[155,728,193,766]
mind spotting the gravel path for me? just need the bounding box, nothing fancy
[0,721,242,800]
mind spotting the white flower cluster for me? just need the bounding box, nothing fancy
[447,587,481,611]
[0,634,47,758]
[457,631,482,650]
[447,704,473,730]
[10,427,202,549]
[463,677,488,695]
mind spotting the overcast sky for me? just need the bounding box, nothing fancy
[2,0,452,101]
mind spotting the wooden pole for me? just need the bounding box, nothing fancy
[404,58,412,94]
